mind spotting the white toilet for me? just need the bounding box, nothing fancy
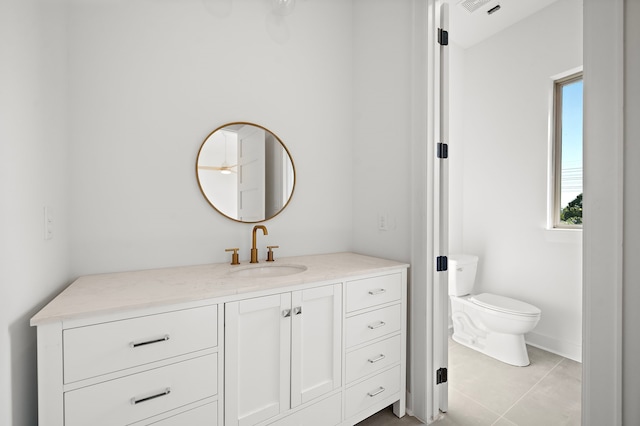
[448,254,541,366]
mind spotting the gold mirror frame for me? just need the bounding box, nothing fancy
[196,122,296,223]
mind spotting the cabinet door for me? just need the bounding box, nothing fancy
[290,284,342,408]
[225,294,291,426]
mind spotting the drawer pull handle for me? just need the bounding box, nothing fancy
[367,386,385,397]
[368,354,386,363]
[293,306,303,316]
[282,309,292,318]
[368,321,386,330]
[368,288,386,296]
[131,387,171,405]
[130,335,170,348]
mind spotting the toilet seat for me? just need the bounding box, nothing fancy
[470,293,541,317]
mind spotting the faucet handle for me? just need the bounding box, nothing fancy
[266,245,279,262]
[225,248,240,265]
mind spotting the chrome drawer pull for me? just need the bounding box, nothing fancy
[282,309,292,318]
[367,321,386,330]
[368,354,386,364]
[367,386,385,397]
[131,387,171,405]
[293,306,303,316]
[368,288,386,296]
[130,335,170,348]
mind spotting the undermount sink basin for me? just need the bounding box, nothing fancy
[228,264,307,278]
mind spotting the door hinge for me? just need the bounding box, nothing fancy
[436,256,448,272]
[438,28,449,46]
[436,367,448,384]
[437,143,448,159]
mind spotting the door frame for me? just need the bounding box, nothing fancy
[408,0,444,422]
[433,0,449,416]
[582,0,624,425]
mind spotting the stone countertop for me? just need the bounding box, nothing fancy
[30,252,409,326]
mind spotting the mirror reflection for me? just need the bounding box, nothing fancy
[196,122,295,223]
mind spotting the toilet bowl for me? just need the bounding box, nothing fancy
[449,255,541,366]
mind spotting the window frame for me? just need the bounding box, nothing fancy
[552,71,583,229]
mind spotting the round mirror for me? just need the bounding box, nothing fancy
[196,122,296,223]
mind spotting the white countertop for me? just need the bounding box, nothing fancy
[31,252,409,326]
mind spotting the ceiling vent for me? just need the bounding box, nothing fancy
[457,0,493,14]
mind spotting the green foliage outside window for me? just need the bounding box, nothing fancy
[560,193,582,225]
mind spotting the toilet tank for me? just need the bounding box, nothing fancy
[448,254,479,296]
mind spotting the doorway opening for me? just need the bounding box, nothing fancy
[438,0,583,423]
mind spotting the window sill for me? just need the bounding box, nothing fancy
[544,227,583,244]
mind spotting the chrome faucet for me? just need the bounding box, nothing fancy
[250,225,268,263]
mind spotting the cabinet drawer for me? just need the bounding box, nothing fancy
[141,401,217,425]
[346,335,401,383]
[64,353,218,426]
[345,304,401,348]
[345,366,400,419]
[267,393,341,426]
[64,305,218,383]
[346,274,401,312]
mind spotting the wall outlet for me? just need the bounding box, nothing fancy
[44,206,53,240]
[378,212,388,231]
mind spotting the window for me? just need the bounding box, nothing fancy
[552,72,583,228]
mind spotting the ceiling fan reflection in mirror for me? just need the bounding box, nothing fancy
[198,131,237,174]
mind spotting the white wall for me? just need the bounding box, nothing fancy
[351,0,413,263]
[0,1,71,425]
[449,0,583,360]
[67,0,355,276]
[0,1,360,424]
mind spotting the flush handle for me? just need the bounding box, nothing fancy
[368,288,386,296]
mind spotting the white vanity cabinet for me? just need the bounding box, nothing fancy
[31,253,408,426]
[224,284,342,426]
[35,303,224,426]
[343,273,406,423]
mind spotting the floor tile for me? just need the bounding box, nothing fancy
[432,388,500,425]
[448,341,563,415]
[491,417,518,425]
[502,358,582,426]
[359,341,581,426]
[356,405,423,426]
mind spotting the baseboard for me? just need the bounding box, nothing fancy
[525,331,582,362]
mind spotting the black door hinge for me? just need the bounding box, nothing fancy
[437,143,448,159]
[436,256,448,272]
[438,28,449,46]
[436,367,448,384]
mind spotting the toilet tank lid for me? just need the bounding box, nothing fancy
[449,254,479,265]
[471,293,541,316]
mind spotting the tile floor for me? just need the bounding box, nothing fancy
[357,338,581,426]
